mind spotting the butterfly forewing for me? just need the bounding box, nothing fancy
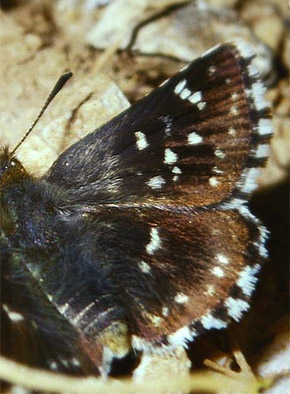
[46,43,271,208]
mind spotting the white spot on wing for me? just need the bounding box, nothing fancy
[254,225,269,259]
[230,106,238,115]
[162,307,169,317]
[228,127,236,136]
[3,304,24,322]
[188,91,202,104]
[216,254,229,265]
[234,40,254,59]
[211,266,224,277]
[135,131,148,151]
[258,119,273,136]
[186,91,206,109]
[146,228,161,255]
[209,177,219,187]
[138,260,151,273]
[206,285,215,296]
[164,148,178,165]
[169,326,196,347]
[188,132,203,145]
[213,166,223,174]
[49,361,58,370]
[220,197,247,210]
[47,293,53,302]
[180,88,192,100]
[248,63,259,77]
[174,293,189,304]
[197,101,206,110]
[147,176,165,189]
[174,79,186,94]
[253,144,270,159]
[214,149,225,159]
[248,82,268,111]
[208,65,216,74]
[172,166,182,174]
[237,264,260,296]
[72,357,80,366]
[201,313,227,330]
[148,314,163,327]
[240,167,259,193]
[225,297,250,321]
[175,81,206,109]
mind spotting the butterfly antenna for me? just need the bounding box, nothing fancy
[10,71,73,156]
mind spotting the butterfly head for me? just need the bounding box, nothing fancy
[0,149,28,189]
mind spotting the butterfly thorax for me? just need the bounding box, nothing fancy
[0,153,64,284]
[0,150,31,249]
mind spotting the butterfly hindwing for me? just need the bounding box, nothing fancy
[2,201,264,365]
[75,204,265,351]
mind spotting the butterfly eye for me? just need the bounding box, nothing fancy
[5,162,16,172]
[5,163,13,171]
[0,156,27,186]
[1,163,10,174]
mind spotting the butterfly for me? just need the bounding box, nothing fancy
[0,41,273,379]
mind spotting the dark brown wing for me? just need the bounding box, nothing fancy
[45,42,272,208]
